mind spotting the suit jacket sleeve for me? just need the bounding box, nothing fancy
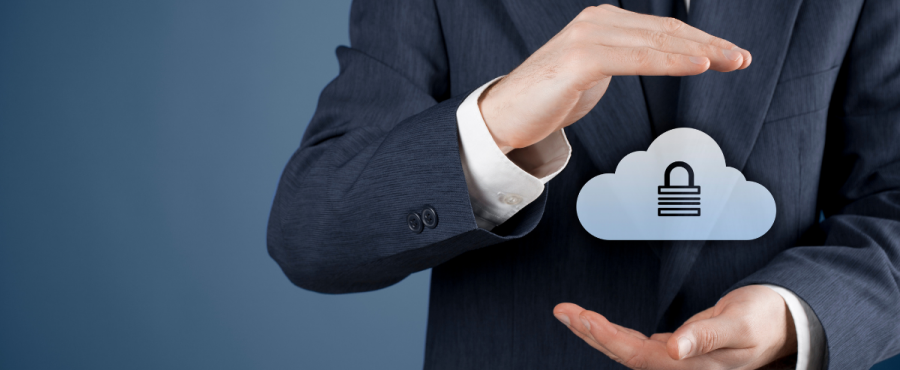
[732,0,900,368]
[266,0,547,294]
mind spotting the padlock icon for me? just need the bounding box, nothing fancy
[658,161,701,216]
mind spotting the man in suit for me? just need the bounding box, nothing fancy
[267,0,900,368]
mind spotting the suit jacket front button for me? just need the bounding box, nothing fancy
[407,212,423,233]
[422,206,438,229]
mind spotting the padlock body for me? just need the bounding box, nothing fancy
[657,185,701,194]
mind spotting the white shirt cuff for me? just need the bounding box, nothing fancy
[457,76,572,230]
[762,284,826,370]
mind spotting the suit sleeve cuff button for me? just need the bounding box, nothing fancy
[407,212,423,233]
[422,206,438,229]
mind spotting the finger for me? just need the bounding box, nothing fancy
[553,304,622,360]
[667,315,753,360]
[574,326,622,361]
[555,304,663,364]
[632,15,751,69]
[579,6,752,69]
[563,306,738,369]
[612,323,650,340]
[578,311,701,370]
[583,25,743,72]
[591,45,710,77]
[553,302,584,327]
[553,304,607,347]
[555,303,647,341]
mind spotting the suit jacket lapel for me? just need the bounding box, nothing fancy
[678,0,804,170]
[500,0,655,175]
[656,0,805,324]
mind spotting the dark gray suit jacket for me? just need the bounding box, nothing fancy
[268,0,900,368]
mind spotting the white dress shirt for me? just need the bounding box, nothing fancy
[456,75,825,368]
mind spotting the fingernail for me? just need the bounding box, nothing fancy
[677,337,694,359]
[580,317,591,331]
[554,313,570,326]
[733,46,752,65]
[723,49,741,61]
[689,56,705,65]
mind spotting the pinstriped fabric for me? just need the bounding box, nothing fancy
[268,0,900,368]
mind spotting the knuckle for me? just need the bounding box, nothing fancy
[646,30,668,48]
[564,22,593,42]
[597,3,618,11]
[592,4,613,16]
[661,17,685,33]
[702,43,720,57]
[664,53,680,68]
[573,11,588,22]
[695,327,724,353]
[630,47,653,65]
[578,6,602,20]
[623,353,649,369]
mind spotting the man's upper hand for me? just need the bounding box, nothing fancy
[553,285,797,369]
[479,4,752,153]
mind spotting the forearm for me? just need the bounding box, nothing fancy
[269,70,548,293]
[267,0,554,293]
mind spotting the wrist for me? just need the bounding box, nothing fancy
[477,78,516,154]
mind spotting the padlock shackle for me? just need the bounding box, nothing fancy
[663,161,695,187]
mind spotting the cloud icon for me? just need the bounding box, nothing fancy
[576,128,775,240]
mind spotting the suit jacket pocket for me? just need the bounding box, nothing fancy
[764,65,841,123]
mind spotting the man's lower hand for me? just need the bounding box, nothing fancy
[553,285,797,369]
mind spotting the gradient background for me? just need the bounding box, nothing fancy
[0,1,897,369]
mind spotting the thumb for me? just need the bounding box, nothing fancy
[667,315,747,360]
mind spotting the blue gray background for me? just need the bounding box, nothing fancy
[0,1,896,369]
